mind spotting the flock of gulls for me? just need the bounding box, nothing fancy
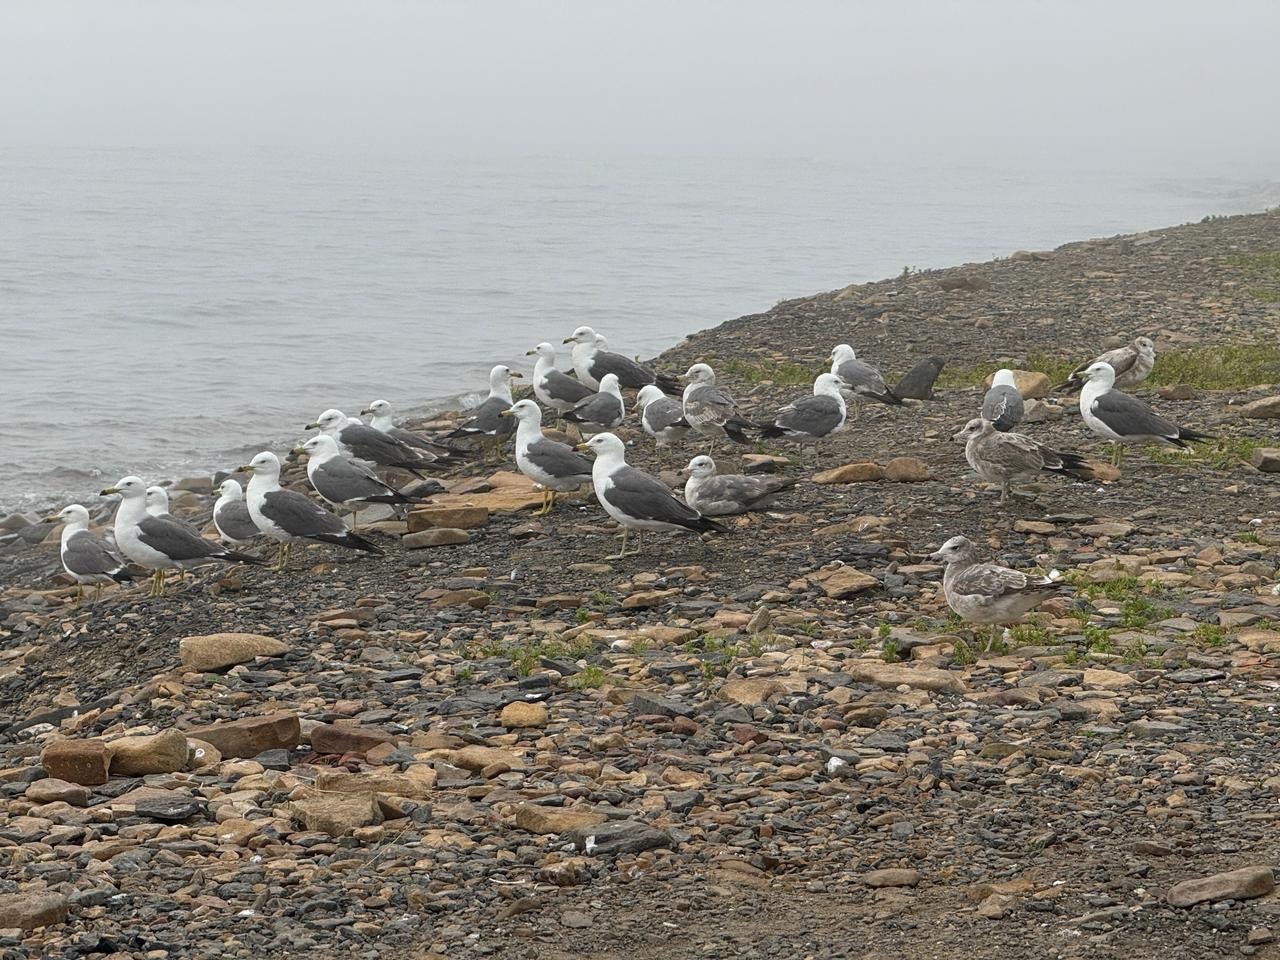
[45,328,1214,644]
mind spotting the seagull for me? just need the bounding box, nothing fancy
[563,326,680,393]
[440,365,522,458]
[1078,362,1213,464]
[501,399,594,515]
[929,535,1065,650]
[760,373,850,462]
[952,418,1093,504]
[100,477,263,596]
[237,452,381,571]
[212,479,261,545]
[579,432,725,559]
[361,399,465,459]
[893,356,946,401]
[682,363,754,449]
[636,385,690,463]
[680,455,798,516]
[145,486,199,533]
[296,434,432,528]
[1060,336,1156,392]
[308,408,448,477]
[562,372,626,435]
[981,369,1025,432]
[42,504,133,601]
[526,342,594,414]
[829,344,901,406]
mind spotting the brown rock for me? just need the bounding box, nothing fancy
[178,633,289,672]
[41,740,111,786]
[446,745,525,772]
[1013,519,1056,535]
[1078,521,1134,538]
[982,369,1051,399]
[407,506,489,531]
[25,778,91,806]
[812,462,884,484]
[864,868,921,888]
[848,661,966,694]
[1167,866,1274,907]
[187,738,222,769]
[314,767,437,799]
[187,711,301,758]
[1250,448,1280,472]
[108,729,190,775]
[814,566,879,599]
[720,678,782,706]
[621,589,681,609]
[430,588,490,608]
[500,701,550,729]
[283,793,383,837]
[884,457,932,482]
[403,528,471,548]
[0,892,70,931]
[514,803,608,835]
[310,724,395,756]
[1239,396,1280,419]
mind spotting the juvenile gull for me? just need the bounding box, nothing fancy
[636,385,690,463]
[829,344,902,406]
[981,369,1025,432]
[44,504,133,600]
[526,342,594,413]
[681,363,753,448]
[237,452,381,571]
[297,434,429,527]
[680,455,798,516]
[501,399,594,515]
[564,326,680,394]
[760,373,850,461]
[100,476,262,596]
[212,479,261,545]
[361,399,465,459]
[441,365,522,457]
[953,418,1093,504]
[1060,336,1156,392]
[580,432,725,558]
[308,408,446,477]
[929,535,1065,650]
[562,372,626,435]
[1078,361,1213,464]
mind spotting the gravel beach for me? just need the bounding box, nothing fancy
[2,211,1280,960]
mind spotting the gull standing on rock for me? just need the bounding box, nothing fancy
[213,479,261,545]
[361,400,465,459]
[297,434,430,529]
[580,432,725,559]
[501,399,594,515]
[929,535,1065,650]
[1060,336,1156,392]
[237,452,381,571]
[680,455,798,516]
[981,369,1025,432]
[440,365,522,459]
[636,385,690,463]
[829,344,901,407]
[760,373,850,463]
[564,326,680,393]
[562,372,626,436]
[682,363,754,449]
[43,504,134,600]
[308,408,448,477]
[952,418,1094,504]
[526,342,594,414]
[1077,362,1213,464]
[101,477,263,596]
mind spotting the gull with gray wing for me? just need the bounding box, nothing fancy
[981,369,1025,432]
[1078,361,1213,464]
[562,372,625,435]
[564,326,680,394]
[44,504,134,600]
[297,434,430,528]
[308,408,448,477]
[953,418,1093,504]
[682,363,753,448]
[636,385,690,463]
[502,399,594,515]
[361,399,466,460]
[440,365,522,458]
[680,455,798,516]
[527,342,594,413]
[760,373,849,462]
[829,344,902,406]
[213,479,262,545]
[1060,336,1156,392]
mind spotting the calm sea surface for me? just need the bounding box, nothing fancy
[1,149,1276,512]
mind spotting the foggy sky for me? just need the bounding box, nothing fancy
[4,0,1278,171]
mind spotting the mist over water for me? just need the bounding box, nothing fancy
[3,148,1276,512]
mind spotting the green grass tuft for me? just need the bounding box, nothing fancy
[1148,436,1267,470]
[718,358,817,386]
[1226,251,1280,303]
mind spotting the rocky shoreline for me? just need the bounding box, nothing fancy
[2,210,1280,959]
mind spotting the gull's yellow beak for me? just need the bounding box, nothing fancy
[562,336,574,344]
[498,409,513,418]
[575,442,590,452]
[509,371,523,379]
[100,486,119,496]
[41,514,58,524]
[525,348,536,356]
[359,408,373,416]
[304,422,320,430]
[234,464,252,474]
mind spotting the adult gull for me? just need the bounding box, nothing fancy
[953,418,1093,504]
[1060,336,1156,392]
[562,372,626,435]
[237,452,381,570]
[44,504,133,600]
[829,344,902,406]
[1078,361,1212,464]
[308,408,447,477]
[441,365,522,457]
[526,342,594,413]
[682,363,753,448]
[636,385,690,462]
[297,434,431,527]
[100,476,262,596]
[680,455,798,516]
[564,326,679,393]
[213,479,261,545]
[361,400,465,459]
[760,373,850,461]
[981,369,1025,432]
[502,399,594,515]
[930,535,1064,650]
[580,432,725,558]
